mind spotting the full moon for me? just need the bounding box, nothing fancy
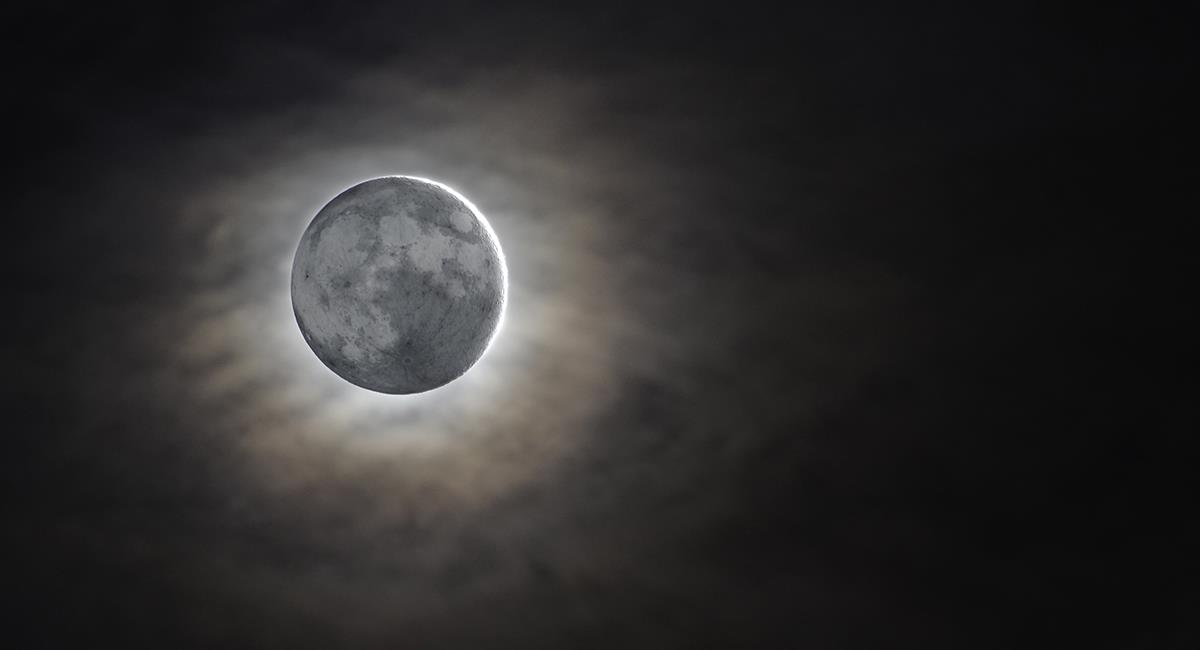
[291,176,507,394]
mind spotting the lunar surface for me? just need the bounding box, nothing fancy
[291,176,507,394]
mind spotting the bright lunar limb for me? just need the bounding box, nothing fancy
[291,176,507,394]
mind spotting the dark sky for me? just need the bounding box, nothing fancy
[4,2,1195,648]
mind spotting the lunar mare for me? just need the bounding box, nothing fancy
[291,176,506,394]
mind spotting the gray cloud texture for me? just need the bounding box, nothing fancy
[13,45,910,648]
[8,4,1191,649]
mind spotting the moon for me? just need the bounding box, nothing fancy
[291,176,507,394]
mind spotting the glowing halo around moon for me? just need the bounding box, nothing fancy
[159,74,630,509]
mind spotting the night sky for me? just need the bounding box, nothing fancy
[5,2,1195,648]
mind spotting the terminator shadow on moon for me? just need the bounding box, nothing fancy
[291,176,508,394]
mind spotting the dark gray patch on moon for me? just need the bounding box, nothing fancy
[291,176,506,394]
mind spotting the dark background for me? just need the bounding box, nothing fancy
[4,2,1196,648]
